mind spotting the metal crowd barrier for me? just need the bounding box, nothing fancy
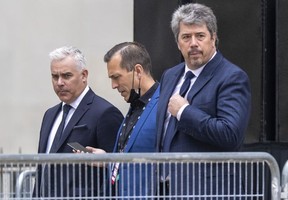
[0,152,281,199]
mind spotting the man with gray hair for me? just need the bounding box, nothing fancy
[157,3,251,198]
[34,46,123,198]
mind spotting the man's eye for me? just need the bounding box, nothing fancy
[52,75,58,80]
[182,35,190,39]
[181,35,192,42]
[113,76,119,80]
[197,34,205,40]
[63,74,72,79]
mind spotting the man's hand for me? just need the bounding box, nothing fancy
[73,146,107,167]
[86,146,106,154]
[73,146,106,154]
[168,94,189,117]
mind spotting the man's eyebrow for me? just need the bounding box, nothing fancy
[109,74,119,78]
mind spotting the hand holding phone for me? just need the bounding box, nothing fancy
[67,142,92,153]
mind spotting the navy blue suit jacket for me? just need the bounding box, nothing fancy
[157,52,251,196]
[35,88,123,197]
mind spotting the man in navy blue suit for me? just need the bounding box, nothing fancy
[34,46,123,198]
[157,3,251,199]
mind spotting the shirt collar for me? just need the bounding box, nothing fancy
[131,82,159,109]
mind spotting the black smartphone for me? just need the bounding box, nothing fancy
[67,142,91,153]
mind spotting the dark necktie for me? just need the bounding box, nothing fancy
[162,71,195,151]
[160,71,195,181]
[49,104,72,152]
[179,71,195,97]
[58,104,71,139]
[42,104,71,196]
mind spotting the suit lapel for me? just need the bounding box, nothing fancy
[163,67,184,107]
[158,65,185,150]
[124,86,159,152]
[52,89,94,152]
[39,104,61,153]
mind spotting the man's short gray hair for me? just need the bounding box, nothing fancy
[49,46,86,70]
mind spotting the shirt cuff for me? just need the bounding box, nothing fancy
[177,103,189,121]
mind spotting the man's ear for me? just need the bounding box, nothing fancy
[82,69,88,82]
[134,64,143,79]
[177,42,181,51]
[212,33,217,48]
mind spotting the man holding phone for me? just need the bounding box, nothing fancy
[67,142,92,153]
[86,42,159,198]
[34,46,123,198]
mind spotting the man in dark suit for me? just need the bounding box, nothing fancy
[34,46,123,198]
[157,3,251,199]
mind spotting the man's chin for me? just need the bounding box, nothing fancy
[120,92,127,98]
[58,95,70,103]
[123,97,129,102]
[189,59,203,69]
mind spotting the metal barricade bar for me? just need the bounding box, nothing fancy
[15,169,36,198]
[0,152,281,199]
[282,160,288,199]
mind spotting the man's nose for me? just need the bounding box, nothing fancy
[57,77,64,85]
[112,81,118,89]
[189,36,198,47]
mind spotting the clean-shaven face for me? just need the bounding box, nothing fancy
[107,53,135,102]
[51,56,87,104]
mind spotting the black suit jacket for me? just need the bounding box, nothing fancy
[35,88,123,197]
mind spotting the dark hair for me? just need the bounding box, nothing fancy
[104,42,152,74]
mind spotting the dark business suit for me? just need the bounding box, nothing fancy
[157,52,251,198]
[34,88,123,197]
